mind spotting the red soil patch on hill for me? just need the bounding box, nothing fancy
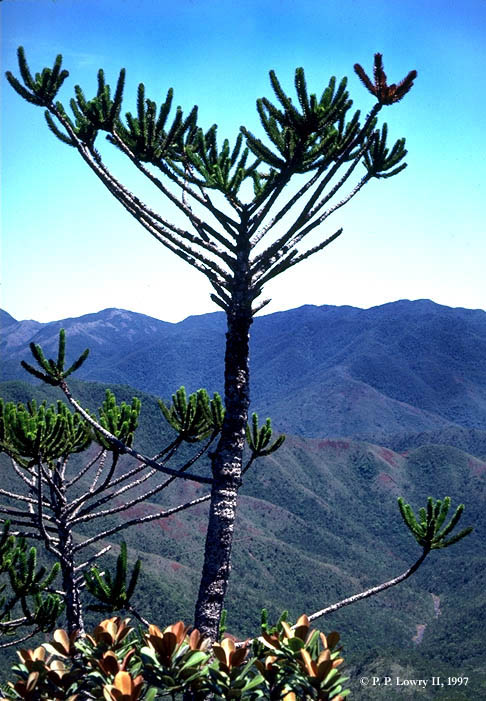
[157,515,188,538]
[468,457,486,476]
[377,447,399,466]
[376,472,396,489]
[317,439,350,451]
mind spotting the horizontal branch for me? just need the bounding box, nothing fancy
[73,492,211,552]
[0,615,30,630]
[0,505,54,523]
[236,548,429,649]
[70,467,159,524]
[59,380,212,485]
[0,628,40,649]
[74,544,111,573]
[307,548,429,623]
[0,488,38,504]
[71,434,216,525]
[66,440,182,521]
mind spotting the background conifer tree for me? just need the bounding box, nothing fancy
[0,521,63,649]
[0,330,283,640]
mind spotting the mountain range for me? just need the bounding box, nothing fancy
[1,299,485,697]
[2,299,486,443]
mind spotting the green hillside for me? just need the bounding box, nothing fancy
[0,379,483,697]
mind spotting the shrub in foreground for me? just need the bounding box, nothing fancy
[0,614,349,700]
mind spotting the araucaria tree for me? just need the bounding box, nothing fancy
[0,330,285,644]
[0,349,225,639]
[7,50,461,646]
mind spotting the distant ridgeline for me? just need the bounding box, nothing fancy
[2,299,486,443]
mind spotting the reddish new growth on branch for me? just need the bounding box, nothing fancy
[354,53,417,105]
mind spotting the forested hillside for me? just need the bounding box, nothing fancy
[0,377,484,697]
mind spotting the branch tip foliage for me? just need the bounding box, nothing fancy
[398,496,473,551]
[354,53,417,105]
[84,542,142,614]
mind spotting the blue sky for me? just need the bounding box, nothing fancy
[1,0,485,323]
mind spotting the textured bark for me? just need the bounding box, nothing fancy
[58,527,84,635]
[194,235,253,641]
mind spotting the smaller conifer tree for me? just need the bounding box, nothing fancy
[0,329,285,638]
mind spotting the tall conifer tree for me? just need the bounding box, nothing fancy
[7,51,419,640]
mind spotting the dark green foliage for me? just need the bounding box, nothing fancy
[246,413,285,458]
[183,128,259,196]
[363,122,408,178]
[73,67,125,130]
[158,387,224,443]
[259,608,289,635]
[0,398,91,467]
[47,66,126,148]
[7,48,414,216]
[398,496,473,551]
[218,608,228,641]
[30,593,65,633]
[6,544,58,598]
[242,67,364,179]
[94,389,141,449]
[84,542,141,614]
[5,46,69,107]
[0,522,64,636]
[114,81,199,163]
[21,328,89,387]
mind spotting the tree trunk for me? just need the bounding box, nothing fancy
[59,527,84,635]
[194,239,253,641]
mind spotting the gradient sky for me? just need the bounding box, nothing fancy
[1,0,485,323]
